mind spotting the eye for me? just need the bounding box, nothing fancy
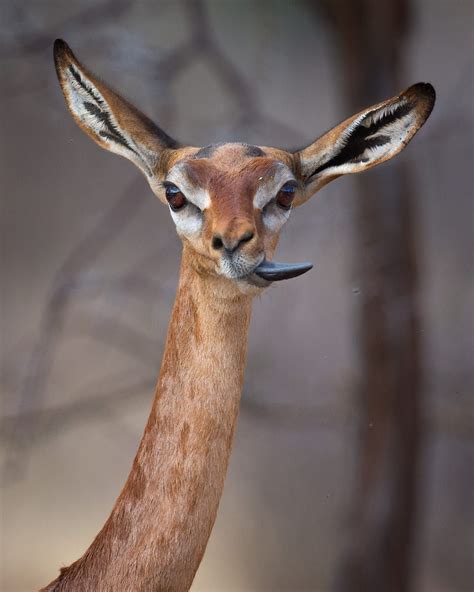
[276,181,297,210]
[164,183,187,211]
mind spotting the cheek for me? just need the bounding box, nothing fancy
[259,208,289,252]
[254,211,280,256]
[262,207,291,232]
[263,212,283,232]
[264,232,280,257]
[172,210,218,264]
[170,208,203,237]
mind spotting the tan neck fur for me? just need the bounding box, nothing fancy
[43,246,253,592]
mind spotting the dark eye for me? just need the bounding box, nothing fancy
[164,183,187,211]
[276,181,297,210]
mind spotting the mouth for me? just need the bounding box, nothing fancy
[223,254,313,285]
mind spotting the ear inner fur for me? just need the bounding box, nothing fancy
[294,82,435,204]
[54,39,179,179]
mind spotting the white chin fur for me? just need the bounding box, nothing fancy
[219,253,261,281]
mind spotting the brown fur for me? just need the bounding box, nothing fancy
[184,155,287,258]
[42,250,252,591]
[43,40,434,591]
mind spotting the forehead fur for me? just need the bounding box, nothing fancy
[173,143,294,193]
[195,143,293,168]
[167,143,293,174]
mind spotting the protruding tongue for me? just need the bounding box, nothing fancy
[254,259,313,281]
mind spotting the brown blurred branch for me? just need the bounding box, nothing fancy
[2,177,148,480]
[150,0,304,143]
[2,0,132,56]
[1,373,154,446]
[0,0,134,102]
[313,1,423,591]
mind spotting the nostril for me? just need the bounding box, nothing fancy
[212,235,224,250]
[213,230,255,253]
[239,231,254,245]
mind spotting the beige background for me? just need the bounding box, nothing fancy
[1,1,472,590]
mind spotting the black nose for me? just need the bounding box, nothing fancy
[212,231,254,253]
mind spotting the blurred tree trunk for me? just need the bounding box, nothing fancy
[317,1,423,591]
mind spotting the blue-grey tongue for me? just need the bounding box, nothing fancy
[254,260,313,281]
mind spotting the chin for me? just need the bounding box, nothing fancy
[234,275,269,296]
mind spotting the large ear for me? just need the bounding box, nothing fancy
[294,83,435,205]
[53,39,179,182]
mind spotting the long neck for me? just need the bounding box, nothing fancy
[43,248,253,592]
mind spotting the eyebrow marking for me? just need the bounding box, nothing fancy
[193,143,266,160]
[194,144,223,159]
[244,144,266,157]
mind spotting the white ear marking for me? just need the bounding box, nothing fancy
[294,83,435,205]
[62,64,152,174]
[54,40,179,185]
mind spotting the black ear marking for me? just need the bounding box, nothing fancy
[63,63,149,170]
[67,64,103,105]
[82,101,107,124]
[307,100,416,181]
[67,65,134,151]
[363,100,413,130]
[55,39,181,182]
[294,82,435,204]
[309,133,392,178]
[82,100,140,157]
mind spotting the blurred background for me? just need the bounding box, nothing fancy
[1,1,472,591]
